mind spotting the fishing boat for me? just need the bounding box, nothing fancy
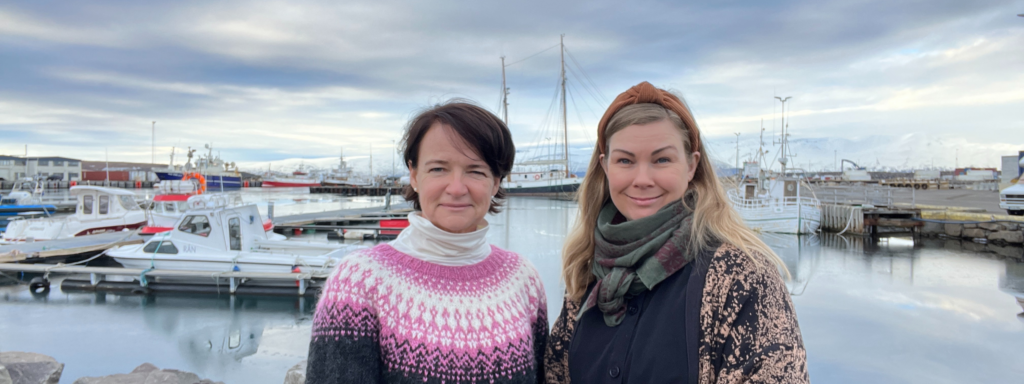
[1,186,146,243]
[498,36,584,197]
[152,144,243,190]
[728,162,821,234]
[262,166,321,188]
[322,148,372,187]
[108,203,361,276]
[727,103,821,234]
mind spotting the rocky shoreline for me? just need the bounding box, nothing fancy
[0,352,309,384]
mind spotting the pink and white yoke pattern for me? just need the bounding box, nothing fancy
[306,243,548,384]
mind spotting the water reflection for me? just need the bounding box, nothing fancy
[2,197,1023,384]
[999,258,1024,322]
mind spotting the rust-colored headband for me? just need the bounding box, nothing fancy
[596,81,700,154]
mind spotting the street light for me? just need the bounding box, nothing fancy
[391,139,396,178]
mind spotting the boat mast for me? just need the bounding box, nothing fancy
[501,56,509,125]
[560,34,569,177]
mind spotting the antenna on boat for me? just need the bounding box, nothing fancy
[501,56,509,125]
[560,34,569,177]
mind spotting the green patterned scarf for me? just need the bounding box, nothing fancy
[579,196,698,327]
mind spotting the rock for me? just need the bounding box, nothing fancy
[964,223,978,228]
[922,221,943,235]
[963,228,988,239]
[73,373,144,384]
[73,365,222,384]
[979,222,1005,231]
[131,364,159,374]
[963,241,986,252]
[987,244,1024,259]
[944,223,962,237]
[989,230,1024,244]
[0,352,63,384]
[944,239,962,251]
[1,365,12,384]
[284,360,307,384]
[1006,223,1020,231]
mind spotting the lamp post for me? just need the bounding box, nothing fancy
[391,139,396,178]
[151,121,156,165]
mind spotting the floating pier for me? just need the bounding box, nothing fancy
[0,264,325,296]
[310,185,401,196]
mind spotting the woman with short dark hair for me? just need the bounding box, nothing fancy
[306,100,548,384]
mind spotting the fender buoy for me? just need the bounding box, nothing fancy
[135,180,142,189]
[29,277,50,294]
[70,181,77,187]
[534,174,541,180]
[181,172,207,194]
[244,180,249,188]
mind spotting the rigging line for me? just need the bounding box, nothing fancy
[564,56,607,111]
[504,43,560,67]
[565,71,603,121]
[566,85,594,151]
[528,72,563,159]
[564,47,608,104]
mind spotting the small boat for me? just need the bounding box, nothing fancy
[142,181,274,235]
[0,179,57,216]
[1,186,146,243]
[108,203,361,276]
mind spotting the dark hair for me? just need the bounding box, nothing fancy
[401,100,515,214]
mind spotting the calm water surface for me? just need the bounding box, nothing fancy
[2,196,1023,383]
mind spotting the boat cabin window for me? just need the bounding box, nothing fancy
[228,217,241,251]
[161,202,177,214]
[118,195,140,210]
[178,215,212,237]
[177,202,189,212]
[82,195,94,214]
[98,195,109,215]
[142,241,178,254]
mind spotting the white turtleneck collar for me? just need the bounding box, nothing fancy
[388,211,491,266]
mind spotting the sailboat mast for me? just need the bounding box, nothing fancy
[501,56,509,125]
[560,34,569,177]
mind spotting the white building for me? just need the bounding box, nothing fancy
[0,156,83,181]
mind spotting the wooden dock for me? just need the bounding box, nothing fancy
[0,231,144,263]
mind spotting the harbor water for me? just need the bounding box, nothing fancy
[2,194,1023,383]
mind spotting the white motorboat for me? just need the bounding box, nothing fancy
[1,186,146,243]
[143,187,275,235]
[322,148,373,187]
[108,203,361,276]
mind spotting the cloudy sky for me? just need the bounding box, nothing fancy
[1,0,1022,172]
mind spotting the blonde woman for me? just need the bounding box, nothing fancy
[544,82,808,383]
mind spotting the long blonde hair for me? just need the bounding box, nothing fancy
[562,103,788,300]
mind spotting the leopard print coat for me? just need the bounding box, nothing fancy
[544,243,809,383]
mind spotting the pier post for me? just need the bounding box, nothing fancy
[268,202,275,221]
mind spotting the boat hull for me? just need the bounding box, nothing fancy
[502,178,581,196]
[262,180,321,188]
[0,205,57,216]
[156,172,242,189]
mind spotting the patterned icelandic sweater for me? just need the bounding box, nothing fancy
[307,243,548,384]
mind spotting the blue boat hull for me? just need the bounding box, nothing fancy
[155,172,242,189]
[0,205,57,216]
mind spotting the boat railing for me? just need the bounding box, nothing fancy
[727,189,821,210]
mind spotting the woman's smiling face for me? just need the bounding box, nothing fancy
[600,119,699,221]
[409,122,500,233]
